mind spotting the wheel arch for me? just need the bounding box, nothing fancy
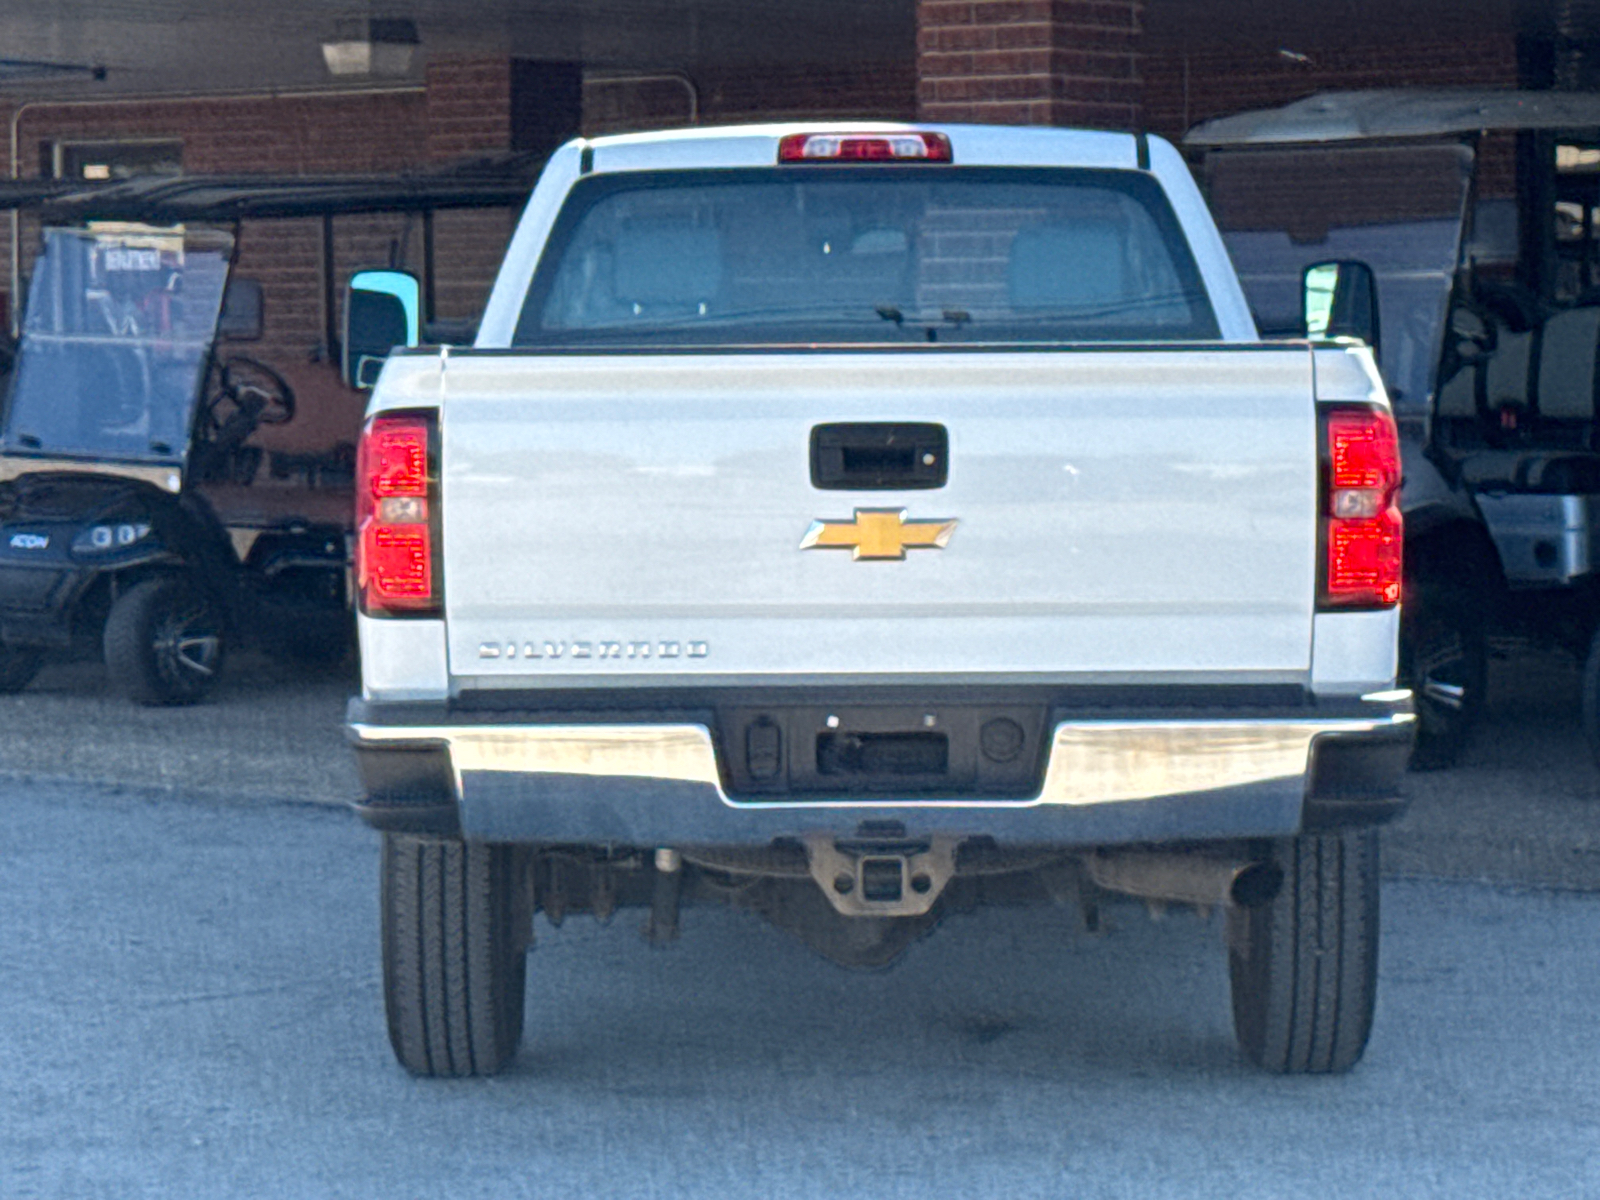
[1404,516,1506,606]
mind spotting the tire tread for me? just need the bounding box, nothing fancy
[381,834,527,1077]
[1230,830,1378,1074]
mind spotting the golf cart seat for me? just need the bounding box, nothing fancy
[1442,302,1600,491]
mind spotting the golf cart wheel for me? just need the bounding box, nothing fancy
[382,835,531,1077]
[1400,593,1486,770]
[103,576,226,705]
[1228,830,1380,1074]
[0,646,44,694]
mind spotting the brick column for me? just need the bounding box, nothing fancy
[917,0,1144,130]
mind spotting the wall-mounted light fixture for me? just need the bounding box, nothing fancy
[321,18,419,78]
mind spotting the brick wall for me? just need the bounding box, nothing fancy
[4,88,432,358]
[425,56,511,161]
[581,61,916,134]
[12,89,428,177]
[417,58,524,325]
[917,0,1145,130]
[0,70,512,468]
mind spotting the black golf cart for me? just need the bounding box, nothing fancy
[0,155,539,703]
[0,223,348,703]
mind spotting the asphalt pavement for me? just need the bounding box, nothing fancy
[3,651,1600,1195]
[3,775,1597,1198]
[0,644,1594,889]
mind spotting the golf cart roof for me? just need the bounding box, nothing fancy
[0,151,546,222]
[1185,89,1600,147]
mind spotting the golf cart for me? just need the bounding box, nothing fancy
[0,223,347,703]
[1187,89,1600,766]
[0,157,539,704]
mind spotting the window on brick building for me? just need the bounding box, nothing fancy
[51,140,183,182]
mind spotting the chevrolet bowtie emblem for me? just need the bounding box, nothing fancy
[799,508,958,560]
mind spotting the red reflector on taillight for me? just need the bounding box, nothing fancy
[356,413,438,615]
[366,422,428,497]
[778,132,952,163]
[363,524,432,601]
[1320,406,1402,609]
[1327,410,1396,489]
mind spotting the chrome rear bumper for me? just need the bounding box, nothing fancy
[348,692,1414,845]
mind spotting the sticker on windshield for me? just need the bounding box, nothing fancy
[103,248,162,272]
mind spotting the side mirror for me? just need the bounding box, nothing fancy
[1303,260,1380,356]
[217,278,263,341]
[342,269,420,389]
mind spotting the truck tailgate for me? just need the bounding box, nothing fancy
[435,348,1317,685]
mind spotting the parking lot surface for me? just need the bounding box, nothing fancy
[0,652,360,807]
[1,646,1594,889]
[2,651,1598,1196]
[3,775,1598,1199]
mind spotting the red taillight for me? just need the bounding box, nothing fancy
[778,132,952,163]
[355,413,438,615]
[1320,406,1402,609]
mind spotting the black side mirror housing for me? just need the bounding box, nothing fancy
[1303,260,1380,358]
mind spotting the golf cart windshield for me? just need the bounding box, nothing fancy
[4,226,233,464]
[1202,141,1472,414]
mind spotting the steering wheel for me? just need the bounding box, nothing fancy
[200,355,296,438]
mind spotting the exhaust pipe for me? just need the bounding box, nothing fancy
[1084,850,1283,910]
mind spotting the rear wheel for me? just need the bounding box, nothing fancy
[0,646,43,694]
[381,835,531,1077]
[1228,830,1380,1074]
[1400,592,1486,770]
[103,576,226,705]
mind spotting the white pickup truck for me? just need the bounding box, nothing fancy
[345,123,1414,1078]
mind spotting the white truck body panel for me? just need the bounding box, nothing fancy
[422,347,1319,687]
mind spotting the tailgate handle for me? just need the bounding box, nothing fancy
[810,423,948,490]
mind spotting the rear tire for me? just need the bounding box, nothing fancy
[0,646,44,694]
[1228,830,1380,1074]
[381,835,531,1077]
[103,576,226,705]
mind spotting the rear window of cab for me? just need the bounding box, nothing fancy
[513,167,1220,347]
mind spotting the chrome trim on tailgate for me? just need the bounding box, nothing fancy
[348,707,1415,809]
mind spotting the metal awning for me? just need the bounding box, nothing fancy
[0,152,545,221]
[1185,89,1600,147]
[1,152,547,341]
